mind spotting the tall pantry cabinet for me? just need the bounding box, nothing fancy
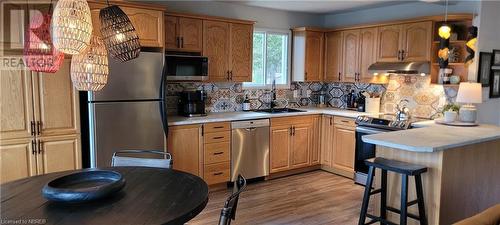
[0,59,81,184]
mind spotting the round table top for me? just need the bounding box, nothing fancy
[0,167,209,225]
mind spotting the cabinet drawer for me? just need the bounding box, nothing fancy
[271,115,313,127]
[204,142,230,164]
[204,131,230,143]
[204,162,230,185]
[204,122,231,133]
[334,117,356,127]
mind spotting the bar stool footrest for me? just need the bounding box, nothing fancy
[386,206,421,221]
[408,199,418,206]
[370,188,382,195]
[366,214,399,225]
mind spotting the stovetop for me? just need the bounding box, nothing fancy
[355,114,427,130]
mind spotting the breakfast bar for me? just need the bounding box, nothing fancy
[363,124,500,225]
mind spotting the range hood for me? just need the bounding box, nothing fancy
[368,62,430,75]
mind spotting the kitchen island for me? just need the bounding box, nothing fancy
[363,123,500,225]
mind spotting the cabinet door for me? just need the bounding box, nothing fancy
[333,125,355,173]
[203,20,230,82]
[376,25,403,62]
[0,138,37,184]
[402,21,432,61]
[230,23,253,82]
[0,3,26,50]
[270,125,291,173]
[310,115,321,165]
[291,124,311,168]
[320,115,334,167]
[305,31,324,81]
[121,7,164,48]
[37,135,81,175]
[342,29,360,82]
[358,27,378,81]
[325,31,343,82]
[167,125,203,176]
[0,69,34,140]
[179,17,203,52]
[165,16,179,50]
[33,59,79,137]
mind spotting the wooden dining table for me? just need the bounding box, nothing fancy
[0,167,209,225]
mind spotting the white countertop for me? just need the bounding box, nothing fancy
[168,107,378,126]
[363,121,500,152]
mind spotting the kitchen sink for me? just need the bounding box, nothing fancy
[254,108,306,114]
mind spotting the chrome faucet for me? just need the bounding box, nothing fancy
[396,99,411,121]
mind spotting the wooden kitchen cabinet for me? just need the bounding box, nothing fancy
[0,138,37,184]
[167,124,203,176]
[358,27,378,81]
[376,21,432,62]
[290,124,311,168]
[229,23,253,82]
[341,29,360,82]
[320,115,334,167]
[332,117,356,177]
[202,122,231,185]
[270,125,292,173]
[165,15,203,52]
[310,115,321,165]
[292,29,325,82]
[324,31,343,82]
[37,135,81,175]
[203,20,231,82]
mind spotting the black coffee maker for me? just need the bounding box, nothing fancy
[178,90,207,117]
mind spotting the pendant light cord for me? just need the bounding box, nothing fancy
[106,0,110,7]
[445,0,448,22]
[48,0,53,14]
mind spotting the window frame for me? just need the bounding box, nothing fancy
[243,27,292,89]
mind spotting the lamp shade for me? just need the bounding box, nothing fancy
[52,0,93,55]
[71,36,109,91]
[99,5,140,62]
[456,82,482,104]
[23,13,64,73]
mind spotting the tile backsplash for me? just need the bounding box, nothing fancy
[166,75,458,119]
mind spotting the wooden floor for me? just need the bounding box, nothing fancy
[189,170,372,225]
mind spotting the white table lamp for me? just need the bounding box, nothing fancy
[456,82,482,123]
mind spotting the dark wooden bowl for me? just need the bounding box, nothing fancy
[42,170,126,203]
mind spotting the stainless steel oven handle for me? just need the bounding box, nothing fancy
[355,126,389,134]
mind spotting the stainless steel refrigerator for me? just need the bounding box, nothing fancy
[87,51,167,168]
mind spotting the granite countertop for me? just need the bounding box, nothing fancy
[363,122,500,152]
[167,107,379,126]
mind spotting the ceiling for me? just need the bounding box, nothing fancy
[231,0,410,14]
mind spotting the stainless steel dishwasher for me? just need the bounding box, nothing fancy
[231,119,269,182]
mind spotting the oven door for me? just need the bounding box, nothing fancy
[165,55,208,81]
[354,126,388,185]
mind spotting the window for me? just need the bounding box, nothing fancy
[244,29,290,88]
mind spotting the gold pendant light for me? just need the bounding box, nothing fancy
[71,36,109,91]
[438,0,451,39]
[52,0,93,55]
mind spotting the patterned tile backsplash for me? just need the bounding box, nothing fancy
[166,75,458,119]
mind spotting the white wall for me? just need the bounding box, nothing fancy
[475,0,500,125]
[150,1,323,30]
[322,1,477,28]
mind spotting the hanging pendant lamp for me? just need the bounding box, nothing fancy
[52,0,93,55]
[23,12,64,73]
[71,36,109,91]
[99,4,140,62]
[438,0,451,39]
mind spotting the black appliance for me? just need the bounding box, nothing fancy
[178,90,207,117]
[354,115,414,185]
[165,54,208,81]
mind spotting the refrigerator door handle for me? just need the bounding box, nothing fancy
[159,64,169,137]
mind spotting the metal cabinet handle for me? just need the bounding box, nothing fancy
[292,126,296,136]
[213,152,224,155]
[36,121,42,135]
[176,37,180,48]
[181,37,184,48]
[31,140,36,155]
[201,125,204,136]
[338,72,341,81]
[213,136,224,140]
[213,126,224,129]
[289,127,293,136]
[230,71,233,80]
[213,172,223,176]
[38,140,43,154]
[329,117,332,126]
[341,120,349,123]
[401,50,406,61]
[227,71,230,80]
[30,121,35,136]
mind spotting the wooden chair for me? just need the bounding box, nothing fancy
[218,175,247,225]
[111,150,172,169]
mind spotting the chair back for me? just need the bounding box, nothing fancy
[218,175,247,225]
[111,150,172,169]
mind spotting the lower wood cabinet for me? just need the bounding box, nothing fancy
[321,115,334,167]
[310,115,321,165]
[321,116,356,178]
[202,122,231,185]
[36,135,81,175]
[167,124,203,176]
[0,138,37,183]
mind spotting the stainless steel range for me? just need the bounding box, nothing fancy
[354,114,416,185]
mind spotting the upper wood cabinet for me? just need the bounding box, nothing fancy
[167,124,203,176]
[292,30,324,82]
[341,29,360,82]
[88,2,165,48]
[203,20,253,82]
[358,27,378,81]
[165,15,203,52]
[337,28,377,82]
[325,31,343,82]
[376,21,432,62]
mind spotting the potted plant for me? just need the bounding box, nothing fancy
[442,103,460,122]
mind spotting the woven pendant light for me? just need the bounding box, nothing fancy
[99,5,140,62]
[23,13,64,73]
[52,0,93,55]
[71,36,109,91]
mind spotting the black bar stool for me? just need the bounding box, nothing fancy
[358,157,428,225]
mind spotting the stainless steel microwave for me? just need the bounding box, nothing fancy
[165,55,208,81]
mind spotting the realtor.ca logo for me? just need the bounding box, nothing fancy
[1,1,58,71]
